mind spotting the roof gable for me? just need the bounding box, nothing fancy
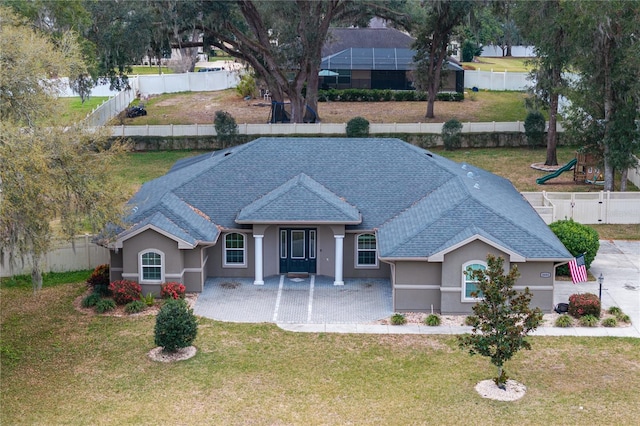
[237,173,361,224]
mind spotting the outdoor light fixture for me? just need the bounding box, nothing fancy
[598,273,604,301]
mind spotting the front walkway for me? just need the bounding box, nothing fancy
[193,275,393,324]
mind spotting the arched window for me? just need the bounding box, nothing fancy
[140,250,164,283]
[462,261,486,301]
[356,233,378,267]
[224,233,246,267]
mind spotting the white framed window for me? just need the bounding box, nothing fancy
[462,261,487,301]
[356,233,378,268]
[139,250,164,284]
[224,232,246,267]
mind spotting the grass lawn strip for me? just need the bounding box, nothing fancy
[1,282,639,424]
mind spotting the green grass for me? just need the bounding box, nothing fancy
[1,282,639,424]
[116,150,207,189]
[0,270,92,289]
[56,96,109,125]
[468,91,538,122]
[129,65,174,75]
[462,57,533,72]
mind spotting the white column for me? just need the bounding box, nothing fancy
[334,235,344,286]
[253,234,264,285]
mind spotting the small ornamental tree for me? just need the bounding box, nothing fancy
[524,110,546,148]
[214,110,239,148]
[442,119,463,150]
[458,255,543,389]
[154,299,198,353]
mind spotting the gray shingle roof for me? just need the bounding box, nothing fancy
[121,137,571,260]
[323,27,415,56]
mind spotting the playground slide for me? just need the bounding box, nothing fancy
[536,158,578,185]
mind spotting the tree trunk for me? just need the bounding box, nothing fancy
[31,257,43,294]
[620,168,628,191]
[545,67,561,166]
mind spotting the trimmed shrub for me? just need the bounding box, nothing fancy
[161,282,186,300]
[214,110,239,147]
[568,293,601,318]
[346,117,370,137]
[549,219,599,276]
[425,314,441,326]
[154,299,198,353]
[81,292,102,308]
[524,110,546,148]
[617,313,631,323]
[555,314,573,328]
[125,300,147,314]
[108,280,142,305]
[390,313,406,325]
[87,264,110,296]
[608,306,622,316]
[442,119,463,150]
[464,315,478,326]
[436,92,464,102]
[602,317,618,327]
[95,299,116,314]
[579,314,599,327]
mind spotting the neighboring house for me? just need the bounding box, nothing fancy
[320,27,464,93]
[107,137,571,314]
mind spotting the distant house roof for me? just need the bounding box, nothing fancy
[119,138,571,261]
[320,48,463,72]
[323,27,415,57]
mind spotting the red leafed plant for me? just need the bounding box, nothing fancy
[161,282,186,300]
[568,293,601,318]
[108,280,142,305]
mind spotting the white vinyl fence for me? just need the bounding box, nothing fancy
[464,69,530,91]
[522,191,640,224]
[109,120,569,137]
[0,235,110,278]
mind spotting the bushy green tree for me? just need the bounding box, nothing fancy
[549,219,599,275]
[441,118,463,150]
[346,117,370,137]
[458,255,543,389]
[214,110,239,148]
[524,110,546,148]
[154,299,198,353]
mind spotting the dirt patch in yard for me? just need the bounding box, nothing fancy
[127,90,504,125]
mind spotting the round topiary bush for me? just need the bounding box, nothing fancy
[568,292,601,318]
[524,110,546,148]
[154,299,198,353]
[214,110,239,147]
[441,119,463,150]
[549,219,599,276]
[346,117,370,137]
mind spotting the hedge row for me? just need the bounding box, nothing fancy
[318,89,464,102]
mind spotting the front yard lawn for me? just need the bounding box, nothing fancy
[1,281,639,424]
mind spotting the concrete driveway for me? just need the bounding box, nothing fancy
[194,275,393,324]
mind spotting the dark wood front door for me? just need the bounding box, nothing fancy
[279,228,317,274]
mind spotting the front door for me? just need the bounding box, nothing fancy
[279,228,317,274]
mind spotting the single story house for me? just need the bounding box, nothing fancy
[320,27,464,92]
[108,137,571,314]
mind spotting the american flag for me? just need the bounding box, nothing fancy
[569,253,588,284]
